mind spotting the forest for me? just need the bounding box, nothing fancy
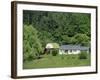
[23,10,91,62]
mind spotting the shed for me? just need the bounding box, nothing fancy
[44,43,59,54]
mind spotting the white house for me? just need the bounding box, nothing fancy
[59,45,89,55]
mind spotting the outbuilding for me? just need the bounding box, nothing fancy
[44,43,59,54]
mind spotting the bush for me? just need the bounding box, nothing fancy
[27,54,34,61]
[79,51,87,59]
[52,49,58,56]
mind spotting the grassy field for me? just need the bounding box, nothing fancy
[23,54,91,69]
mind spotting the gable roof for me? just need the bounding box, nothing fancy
[60,45,89,50]
[46,43,59,48]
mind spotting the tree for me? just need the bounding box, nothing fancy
[23,25,42,61]
[74,33,90,46]
[23,11,91,46]
[61,35,71,44]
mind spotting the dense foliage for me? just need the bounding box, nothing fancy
[78,51,88,59]
[23,10,91,61]
[23,25,42,61]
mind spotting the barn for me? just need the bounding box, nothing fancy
[44,43,59,55]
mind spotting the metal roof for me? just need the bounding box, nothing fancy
[60,45,89,50]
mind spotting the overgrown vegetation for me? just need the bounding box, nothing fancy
[23,25,43,61]
[23,54,90,69]
[51,49,58,56]
[79,51,88,59]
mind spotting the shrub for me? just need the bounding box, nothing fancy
[27,54,34,61]
[52,49,58,56]
[79,51,87,59]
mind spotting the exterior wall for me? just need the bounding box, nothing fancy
[59,49,81,55]
[68,50,80,54]
[59,50,68,54]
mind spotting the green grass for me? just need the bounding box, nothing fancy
[23,54,91,69]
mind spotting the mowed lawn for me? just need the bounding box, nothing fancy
[23,54,91,69]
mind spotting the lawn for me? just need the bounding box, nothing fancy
[23,54,91,69]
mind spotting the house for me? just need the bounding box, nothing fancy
[44,43,59,54]
[59,45,89,55]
